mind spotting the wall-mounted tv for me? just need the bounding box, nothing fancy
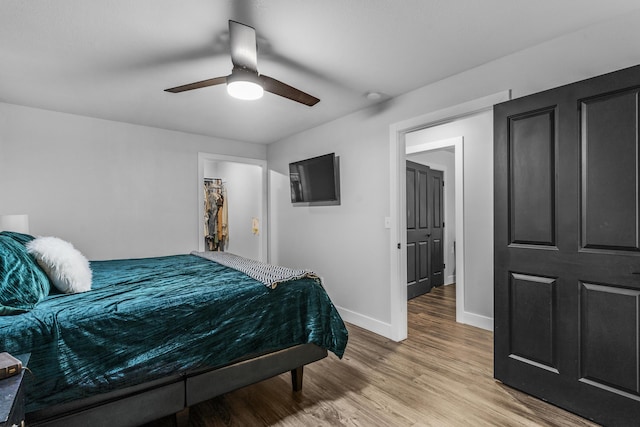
[289,153,341,206]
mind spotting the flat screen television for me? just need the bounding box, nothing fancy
[289,153,340,206]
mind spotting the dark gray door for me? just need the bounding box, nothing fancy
[407,161,444,299]
[494,64,640,426]
[429,167,444,288]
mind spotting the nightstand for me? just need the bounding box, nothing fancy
[0,353,29,427]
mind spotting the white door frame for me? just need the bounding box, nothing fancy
[197,152,268,262]
[388,91,510,341]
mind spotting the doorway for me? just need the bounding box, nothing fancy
[197,153,268,262]
[388,91,510,341]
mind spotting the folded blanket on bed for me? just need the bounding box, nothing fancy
[191,251,320,289]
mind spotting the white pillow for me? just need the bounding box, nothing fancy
[26,236,92,294]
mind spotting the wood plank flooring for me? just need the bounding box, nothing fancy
[147,284,598,426]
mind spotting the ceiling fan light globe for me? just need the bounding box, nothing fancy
[227,80,264,100]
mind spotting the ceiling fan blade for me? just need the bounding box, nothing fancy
[164,76,227,93]
[260,75,320,106]
[229,20,258,72]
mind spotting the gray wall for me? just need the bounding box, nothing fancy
[268,10,640,336]
[0,103,266,260]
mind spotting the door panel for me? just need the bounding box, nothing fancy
[407,169,416,230]
[431,238,443,286]
[407,242,416,285]
[419,170,428,228]
[580,283,640,396]
[509,273,557,371]
[509,108,556,246]
[495,64,640,426]
[581,89,640,251]
[418,241,429,286]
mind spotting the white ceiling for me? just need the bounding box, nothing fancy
[2,1,640,144]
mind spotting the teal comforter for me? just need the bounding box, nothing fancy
[0,254,348,413]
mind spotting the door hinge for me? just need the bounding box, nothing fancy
[443,263,446,269]
[442,181,445,187]
[443,222,445,228]
[397,243,401,249]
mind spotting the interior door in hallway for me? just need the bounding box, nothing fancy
[407,161,444,299]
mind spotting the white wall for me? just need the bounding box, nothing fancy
[0,102,266,260]
[406,147,456,285]
[406,113,493,320]
[269,138,392,327]
[203,161,262,260]
[267,11,640,338]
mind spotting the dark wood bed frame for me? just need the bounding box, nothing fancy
[26,343,327,427]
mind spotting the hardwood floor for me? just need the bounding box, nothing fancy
[148,284,598,426]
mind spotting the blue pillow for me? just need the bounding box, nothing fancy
[0,231,35,246]
[0,235,51,315]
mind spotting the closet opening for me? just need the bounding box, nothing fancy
[197,153,268,262]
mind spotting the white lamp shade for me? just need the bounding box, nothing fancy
[0,214,30,234]
[226,69,264,101]
[227,80,264,100]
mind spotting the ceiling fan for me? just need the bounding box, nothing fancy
[164,20,320,106]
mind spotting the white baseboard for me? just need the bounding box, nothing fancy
[446,275,456,285]
[335,305,394,339]
[459,311,494,331]
[335,305,493,339]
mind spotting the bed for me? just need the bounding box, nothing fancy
[0,231,348,426]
